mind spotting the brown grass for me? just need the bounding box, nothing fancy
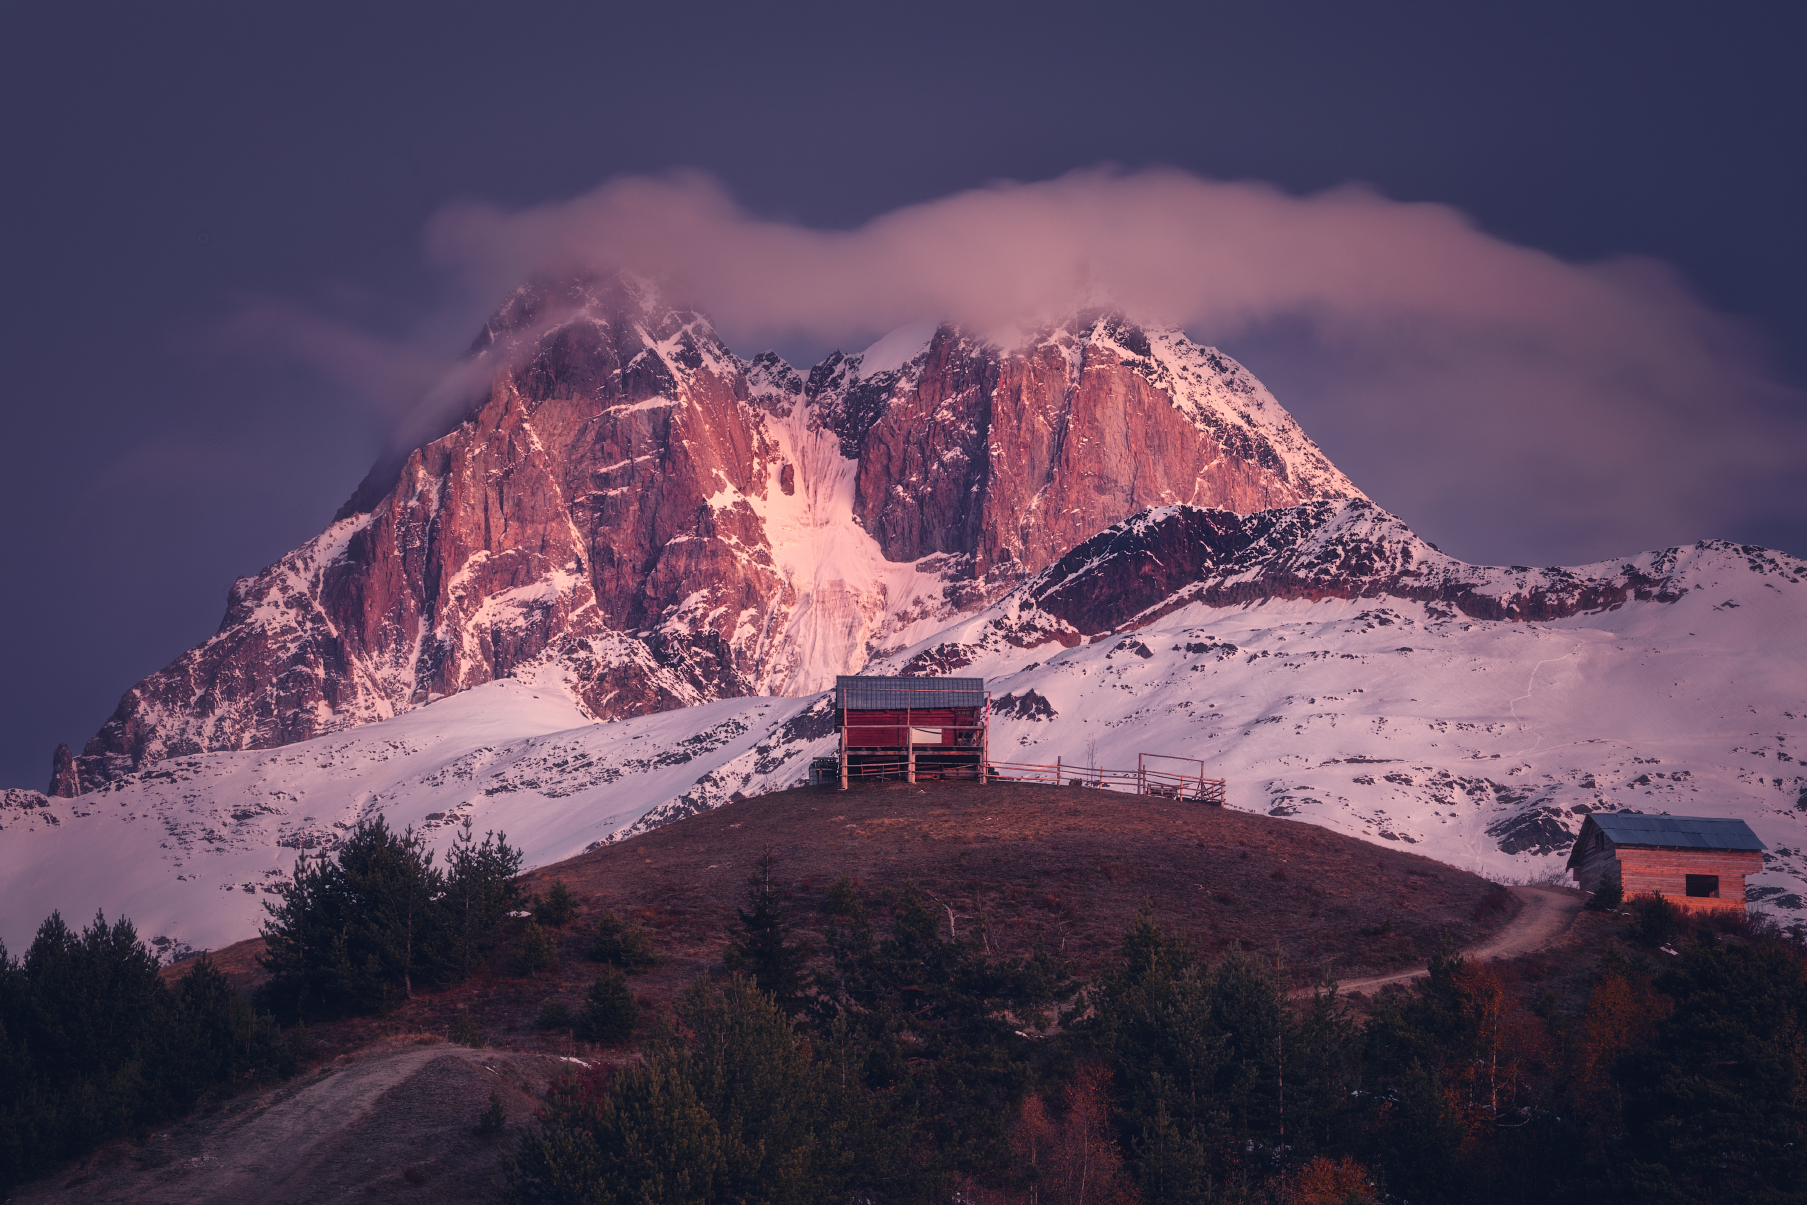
[162,781,1517,1056]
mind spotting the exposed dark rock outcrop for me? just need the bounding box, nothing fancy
[894,498,1728,676]
[69,283,1359,780]
[48,742,80,798]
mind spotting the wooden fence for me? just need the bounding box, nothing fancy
[817,751,1225,804]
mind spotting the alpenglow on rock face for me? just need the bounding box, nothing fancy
[13,496,1805,955]
[63,276,1361,790]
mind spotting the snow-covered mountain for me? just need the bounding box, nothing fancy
[61,277,1359,791]
[15,274,1803,957]
[7,499,1804,956]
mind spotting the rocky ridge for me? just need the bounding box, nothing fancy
[887,499,1721,674]
[7,497,1805,956]
[58,278,1358,792]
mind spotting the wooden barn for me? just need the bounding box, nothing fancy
[832,675,989,787]
[1567,813,1765,913]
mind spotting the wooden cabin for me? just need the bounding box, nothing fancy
[831,675,988,787]
[1567,813,1765,913]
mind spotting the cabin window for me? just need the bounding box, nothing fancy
[1685,874,1720,898]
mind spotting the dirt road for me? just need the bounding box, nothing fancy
[1320,885,1583,997]
[20,1038,582,1205]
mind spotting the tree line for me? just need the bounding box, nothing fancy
[510,862,1807,1205]
[0,813,528,1191]
[257,815,524,1019]
[0,911,306,1190]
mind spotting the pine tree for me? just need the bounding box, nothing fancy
[589,910,658,971]
[1632,892,1684,947]
[1614,936,1807,1199]
[519,921,556,979]
[258,816,480,1018]
[0,910,304,1191]
[445,818,525,976]
[722,847,809,1011]
[337,818,447,1001]
[535,879,579,927]
[1584,873,1624,912]
[477,1090,507,1137]
[578,969,637,1044]
[676,975,831,1204]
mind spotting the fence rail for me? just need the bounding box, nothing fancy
[814,752,1224,804]
[987,757,1226,804]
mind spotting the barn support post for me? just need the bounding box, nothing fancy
[908,739,916,784]
[840,724,849,791]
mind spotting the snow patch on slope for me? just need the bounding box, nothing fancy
[744,386,966,696]
[8,528,1805,957]
[0,678,813,955]
[856,320,938,377]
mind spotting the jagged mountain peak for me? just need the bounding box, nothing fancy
[63,281,1371,789]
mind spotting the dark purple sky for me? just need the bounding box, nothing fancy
[3,1,1803,790]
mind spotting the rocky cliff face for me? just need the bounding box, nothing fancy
[811,313,1354,581]
[886,498,1750,676]
[70,279,1360,785]
[47,744,79,798]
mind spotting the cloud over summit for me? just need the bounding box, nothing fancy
[261,168,1805,566]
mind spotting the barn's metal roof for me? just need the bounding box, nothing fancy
[1586,813,1765,852]
[835,675,986,710]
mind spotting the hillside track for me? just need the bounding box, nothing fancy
[15,1038,570,1205]
[1322,884,1584,998]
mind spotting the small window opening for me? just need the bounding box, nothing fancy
[1685,874,1720,898]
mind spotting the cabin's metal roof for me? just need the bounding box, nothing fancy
[835,675,986,710]
[1586,813,1765,852]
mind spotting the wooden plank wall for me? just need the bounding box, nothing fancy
[841,708,976,748]
[1572,836,1618,894]
[1617,848,1763,910]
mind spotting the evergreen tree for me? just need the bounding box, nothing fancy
[722,847,809,1011]
[16,910,174,1151]
[676,975,833,1203]
[259,816,520,1018]
[1289,977,1364,1159]
[578,969,637,1044]
[1613,935,1807,1201]
[519,921,556,979]
[445,818,524,976]
[1631,892,1684,948]
[1584,873,1624,912]
[1086,908,1368,1200]
[505,975,900,1205]
[0,911,302,1191]
[589,910,657,971]
[536,999,573,1032]
[505,1059,720,1205]
[172,955,294,1090]
[535,879,579,928]
[337,817,447,1000]
[1368,1061,1465,1205]
[818,881,1077,1181]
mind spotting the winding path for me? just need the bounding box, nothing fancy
[18,1041,575,1205]
[1322,885,1583,997]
